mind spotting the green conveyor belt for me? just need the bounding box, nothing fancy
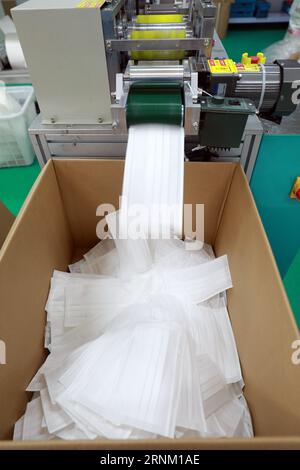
[126,81,183,127]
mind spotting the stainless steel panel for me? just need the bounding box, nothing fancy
[106,38,212,52]
[49,142,127,157]
[127,64,185,81]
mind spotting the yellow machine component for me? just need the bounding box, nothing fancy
[136,14,184,23]
[236,62,260,72]
[208,57,264,74]
[242,52,266,65]
[290,177,300,200]
[208,58,237,74]
[76,0,105,7]
[208,56,266,74]
[131,14,186,61]
[242,53,252,65]
[257,52,267,64]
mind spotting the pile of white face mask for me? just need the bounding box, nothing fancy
[14,232,253,440]
[14,124,253,440]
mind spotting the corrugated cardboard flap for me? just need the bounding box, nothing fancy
[0,201,15,250]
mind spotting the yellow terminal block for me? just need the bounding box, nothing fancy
[136,14,184,23]
[257,52,266,64]
[241,52,266,65]
[290,177,300,200]
[242,52,251,65]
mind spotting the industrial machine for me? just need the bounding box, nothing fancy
[11,0,300,176]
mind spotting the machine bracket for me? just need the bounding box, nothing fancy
[106,38,212,52]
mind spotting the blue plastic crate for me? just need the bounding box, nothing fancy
[230,2,256,17]
[233,0,256,4]
[231,3,256,10]
[255,0,270,17]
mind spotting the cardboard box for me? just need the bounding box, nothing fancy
[0,159,299,449]
[214,0,235,39]
[0,201,14,250]
[2,1,17,17]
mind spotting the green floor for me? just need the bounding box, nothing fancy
[284,249,300,329]
[222,25,286,62]
[0,160,40,216]
[250,135,300,328]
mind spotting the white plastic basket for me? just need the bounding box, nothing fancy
[0,86,37,168]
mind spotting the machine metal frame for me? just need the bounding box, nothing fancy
[28,31,263,180]
[101,0,216,95]
[29,113,263,181]
[12,0,292,180]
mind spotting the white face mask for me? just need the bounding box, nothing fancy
[163,254,233,304]
[64,279,129,328]
[83,238,115,261]
[69,238,119,276]
[21,397,53,441]
[106,210,153,279]
[24,243,244,440]
[122,124,184,238]
[40,387,72,435]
